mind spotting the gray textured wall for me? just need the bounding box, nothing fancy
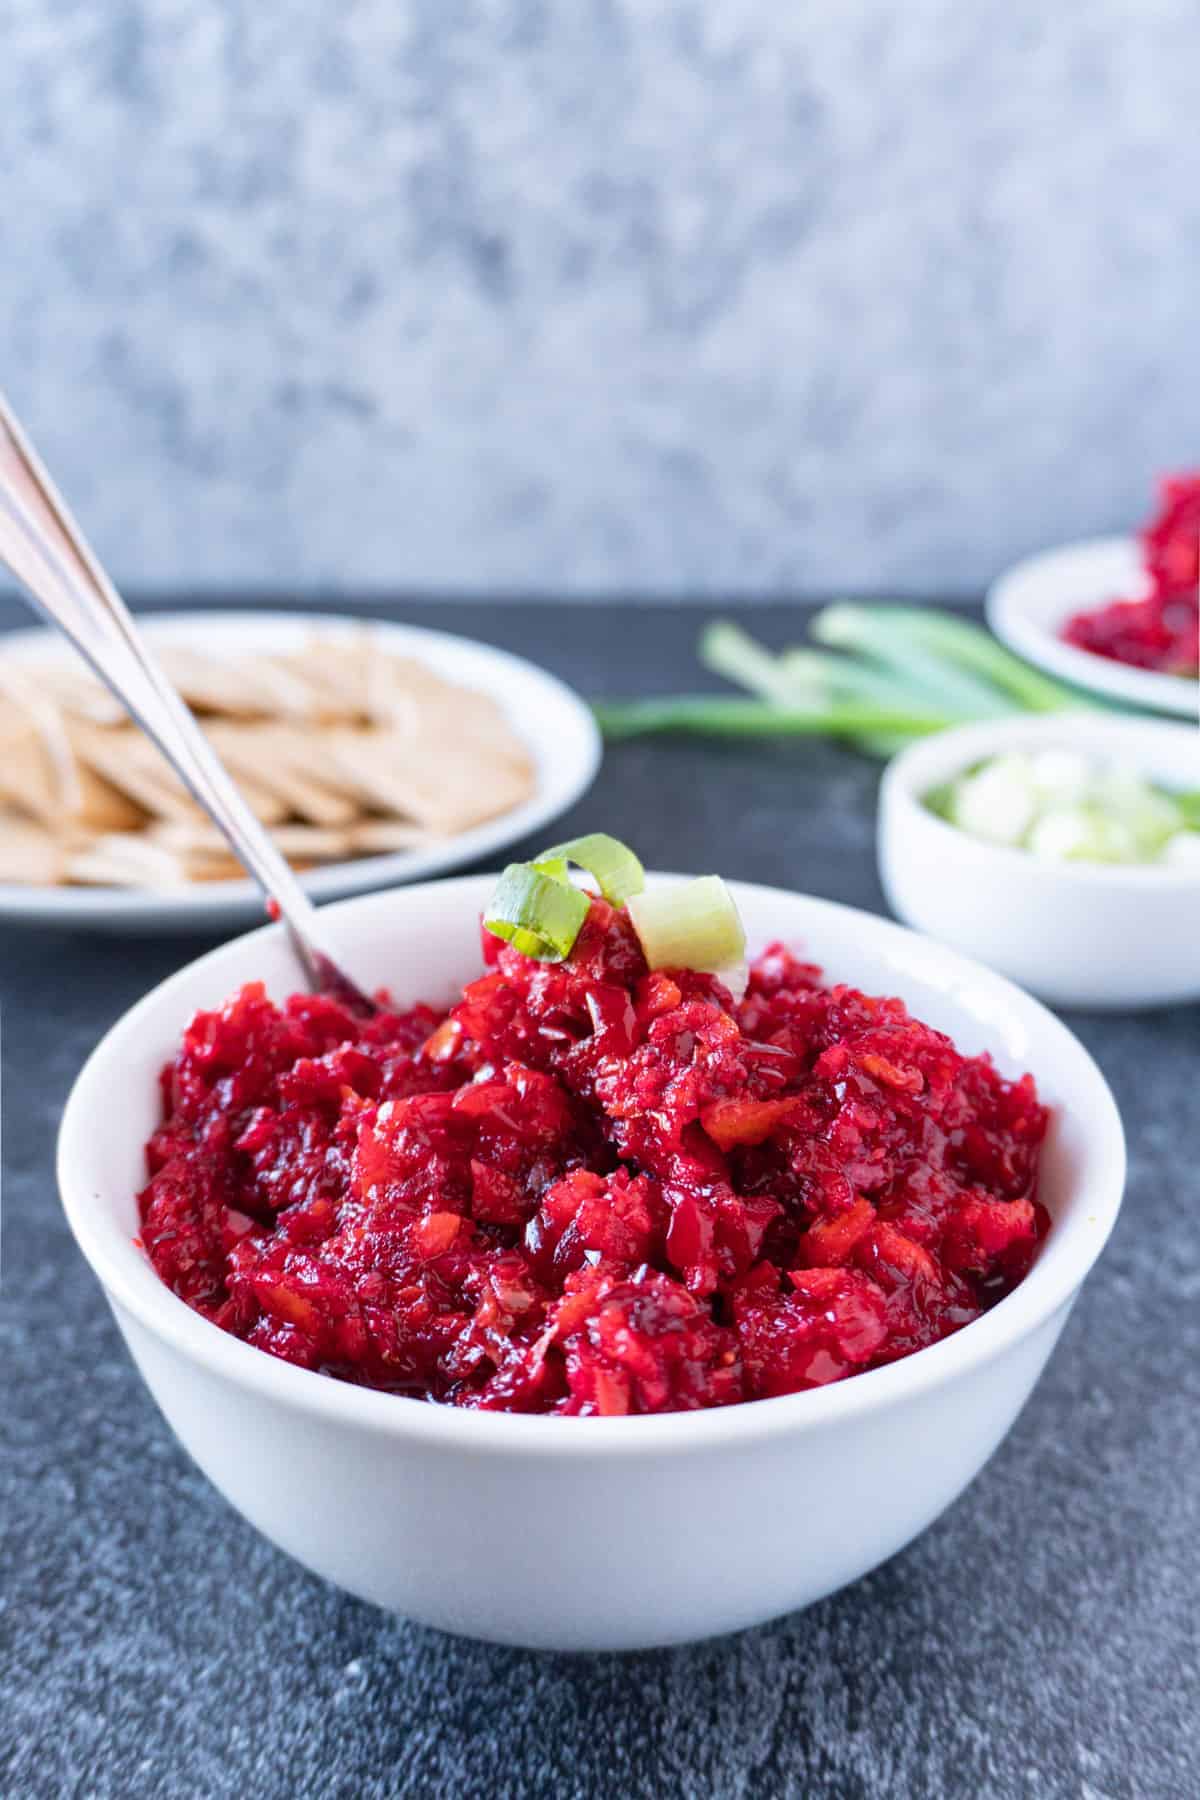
[3,1,1197,598]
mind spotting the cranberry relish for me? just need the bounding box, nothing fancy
[1063,472,1200,676]
[139,898,1048,1416]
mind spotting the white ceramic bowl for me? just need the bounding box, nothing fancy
[879,716,1200,1011]
[58,876,1124,1651]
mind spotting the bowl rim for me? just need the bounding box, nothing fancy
[880,714,1200,890]
[57,874,1126,1460]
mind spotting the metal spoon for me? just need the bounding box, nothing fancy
[0,389,374,1011]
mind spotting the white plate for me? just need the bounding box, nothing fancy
[986,536,1199,719]
[0,609,602,932]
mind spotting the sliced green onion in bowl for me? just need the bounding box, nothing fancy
[627,875,746,974]
[926,750,1200,867]
[535,832,645,905]
[483,863,591,961]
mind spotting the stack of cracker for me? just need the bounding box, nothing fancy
[0,633,535,887]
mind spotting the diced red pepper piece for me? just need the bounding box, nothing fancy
[699,1095,803,1150]
[794,1196,876,1267]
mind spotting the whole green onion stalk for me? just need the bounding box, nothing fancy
[593,606,1104,756]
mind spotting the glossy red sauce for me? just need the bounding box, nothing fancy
[1063,473,1200,676]
[139,899,1049,1415]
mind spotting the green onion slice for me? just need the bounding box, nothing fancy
[627,875,746,974]
[535,832,645,905]
[483,862,590,961]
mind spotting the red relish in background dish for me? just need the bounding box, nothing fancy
[1063,473,1200,676]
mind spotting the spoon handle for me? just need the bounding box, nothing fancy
[0,389,336,989]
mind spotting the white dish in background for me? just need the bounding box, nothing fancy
[879,715,1200,1011]
[0,610,601,933]
[58,874,1123,1651]
[986,536,1199,719]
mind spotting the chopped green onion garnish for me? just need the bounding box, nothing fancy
[536,832,645,905]
[627,876,746,974]
[484,834,644,963]
[483,863,590,961]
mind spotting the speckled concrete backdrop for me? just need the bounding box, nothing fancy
[2,1,1197,596]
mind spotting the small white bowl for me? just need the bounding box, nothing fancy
[879,715,1200,1011]
[58,876,1124,1651]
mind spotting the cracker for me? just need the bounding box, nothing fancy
[63,832,191,889]
[346,819,436,853]
[36,664,127,726]
[151,819,353,862]
[323,728,532,835]
[68,722,208,824]
[0,626,537,889]
[0,813,66,884]
[203,722,359,825]
[154,646,322,720]
[0,670,83,822]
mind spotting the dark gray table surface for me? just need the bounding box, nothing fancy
[1,596,1196,1800]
